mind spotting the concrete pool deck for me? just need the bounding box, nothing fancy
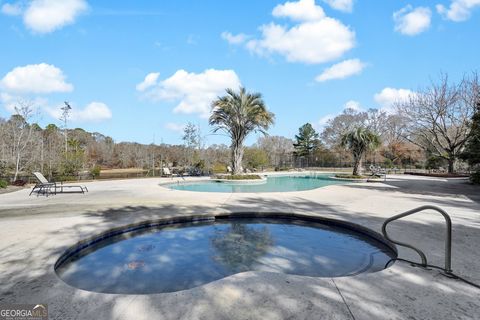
[0,174,479,319]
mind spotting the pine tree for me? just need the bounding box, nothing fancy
[293,123,320,157]
[461,102,480,182]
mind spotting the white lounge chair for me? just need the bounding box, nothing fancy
[162,167,172,177]
[368,165,387,181]
[29,172,88,196]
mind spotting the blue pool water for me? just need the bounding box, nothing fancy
[167,174,345,193]
[55,217,396,294]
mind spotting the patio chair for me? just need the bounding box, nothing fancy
[162,167,173,177]
[368,165,387,181]
[29,172,56,196]
[29,172,88,196]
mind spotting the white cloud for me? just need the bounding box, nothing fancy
[247,18,355,64]
[393,6,432,36]
[1,2,22,15]
[1,63,73,94]
[1,0,88,33]
[272,0,325,21]
[322,0,354,13]
[344,100,362,111]
[165,122,186,133]
[138,69,241,118]
[374,87,414,111]
[318,114,335,127]
[46,101,112,122]
[315,59,366,82]
[136,72,160,92]
[221,32,249,45]
[0,92,48,114]
[72,101,112,122]
[437,0,480,21]
[75,102,112,122]
[223,0,355,64]
[0,92,16,112]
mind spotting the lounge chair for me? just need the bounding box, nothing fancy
[368,165,387,181]
[29,172,88,196]
[162,167,173,177]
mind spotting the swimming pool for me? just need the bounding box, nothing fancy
[166,174,345,193]
[55,214,396,294]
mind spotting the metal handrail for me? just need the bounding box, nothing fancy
[382,205,452,273]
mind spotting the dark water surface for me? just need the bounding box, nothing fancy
[56,218,396,294]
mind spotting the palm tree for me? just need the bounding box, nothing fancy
[341,127,381,176]
[210,87,275,175]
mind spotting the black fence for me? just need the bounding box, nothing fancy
[271,150,474,174]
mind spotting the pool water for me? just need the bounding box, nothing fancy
[56,218,396,294]
[167,174,345,193]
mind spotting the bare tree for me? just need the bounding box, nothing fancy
[0,117,6,170]
[396,73,478,173]
[7,101,36,181]
[257,135,294,167]
[182,122,202,166]
[321,108,367,147]
[60,101,72,156]
[321,108,395,147]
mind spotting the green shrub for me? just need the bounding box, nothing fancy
[0,161,7,177]
[243,148,269,169]
[0,179,8,189]
[334,174,365,179]
[470,171,480,184]
[383,159,393,168]
[425,156,447,170]
[90,165,101,179]
[213,174,262,180]
[194,160,206,170]
[212,163,228,174]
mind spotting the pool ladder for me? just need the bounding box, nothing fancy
[382,205,452,274]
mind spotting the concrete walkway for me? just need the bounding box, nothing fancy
[0,174,479,320]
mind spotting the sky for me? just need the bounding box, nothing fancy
[0,0,479,146]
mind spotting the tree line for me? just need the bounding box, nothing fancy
[0,73,479,184]
[291,73,479,177]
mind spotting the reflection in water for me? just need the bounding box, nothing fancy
[56,218,396,294]
[126,260,145,270]
[211,223,273,272]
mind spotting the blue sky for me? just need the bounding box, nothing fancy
[1,0,479,146]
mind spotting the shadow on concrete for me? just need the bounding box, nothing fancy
[1,193,479,319]
[344,176,480,204]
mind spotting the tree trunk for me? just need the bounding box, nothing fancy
[448,158,455,174]
[14,153,20,181]
[352,152,363,176]
[231,142,244,175]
